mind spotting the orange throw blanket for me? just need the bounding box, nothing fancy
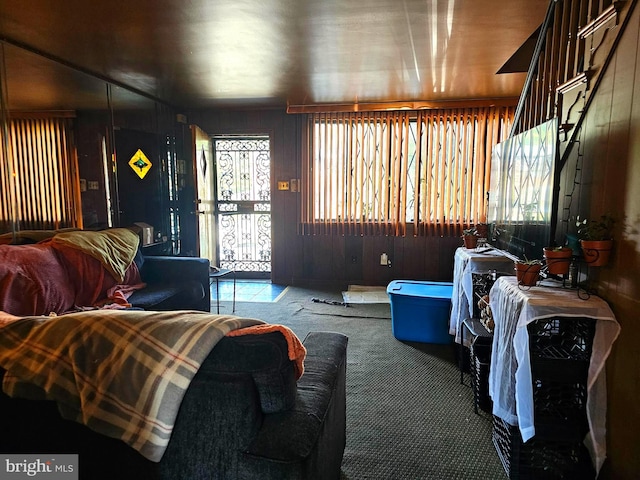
[227,324,307,379]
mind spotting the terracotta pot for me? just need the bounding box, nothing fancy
[463,235,478,249]
[580,239,613,266]
[543,247,572,275]
[515,262,541,286]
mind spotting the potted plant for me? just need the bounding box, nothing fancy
[514,258,542,286]
[543,246,573,275]
[462,228,479,249]
[576,213,615,266]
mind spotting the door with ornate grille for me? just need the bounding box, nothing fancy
[213,136,271,276]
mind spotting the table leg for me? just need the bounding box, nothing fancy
[216,277,221,314]
[232,271,236,313]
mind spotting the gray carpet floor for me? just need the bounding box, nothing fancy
[219,286,507,479]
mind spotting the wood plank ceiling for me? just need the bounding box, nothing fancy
[0,0,549,111]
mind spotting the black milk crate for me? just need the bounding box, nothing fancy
[471,271,500,318]
[531,359,591,433]
[456,343,471,374]
[527,316,596,362]
[492,415,595,480]
[471,337,492,412]
[527,317,595,429]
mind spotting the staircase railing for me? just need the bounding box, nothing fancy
[510,0,634,141]
[508,0,636,244]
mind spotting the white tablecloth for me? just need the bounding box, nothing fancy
[449,247,515,343]
[488,276,620,474]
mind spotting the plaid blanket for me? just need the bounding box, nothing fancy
[0,309,264,461]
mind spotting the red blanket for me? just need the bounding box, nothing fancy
[0,240,142,315]
[0,243,76,315]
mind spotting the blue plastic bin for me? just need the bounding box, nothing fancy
[386,280,454,344]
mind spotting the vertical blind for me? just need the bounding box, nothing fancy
[0,117,82,231]
[301,107,514,236]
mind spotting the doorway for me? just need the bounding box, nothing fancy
[214,135,271,277]
[197,135,272,278]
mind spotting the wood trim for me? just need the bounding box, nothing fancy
[9,110,76,119]
[578,1,624,38]
[286,98,518,114]
[557,71,592,94]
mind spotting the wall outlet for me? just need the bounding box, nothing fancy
[88,180,99,190]
[277,181,290,190]
[380,253,388,266]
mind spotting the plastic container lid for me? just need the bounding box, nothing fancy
[386,280,453,299]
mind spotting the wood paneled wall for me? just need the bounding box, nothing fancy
[556,4,640,477]
[75,111,111,228]
[187,108,462,288]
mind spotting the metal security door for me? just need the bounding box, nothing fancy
[213,136,271,276]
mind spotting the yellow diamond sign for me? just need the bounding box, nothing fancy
[128,149,152,179]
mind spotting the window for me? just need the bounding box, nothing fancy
[301,107,514,236]
[0,116,81,231]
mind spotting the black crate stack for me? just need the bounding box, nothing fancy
[471,337,492,412]
[468,272,500,413]
[458,272,499,381]
[471,271,498,318]
[492,316,597,479]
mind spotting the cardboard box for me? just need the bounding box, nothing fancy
[386,280,454,344]
[133,222,154,246]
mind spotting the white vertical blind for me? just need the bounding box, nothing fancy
[302,107,514,236]
[1,117,81,231]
